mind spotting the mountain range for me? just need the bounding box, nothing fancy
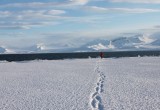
[73,34,160,52]
[1,33,160,54]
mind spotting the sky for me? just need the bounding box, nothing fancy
[1,0,160,48]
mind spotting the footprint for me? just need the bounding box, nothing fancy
[91,99,97,108]
[96,87,99,92]
[92,92,98,98]
[98,103,104,110]
[95,95,101,103]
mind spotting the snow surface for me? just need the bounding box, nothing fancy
[88,43,108,50]
[138,35,155,44]
[100,57,160,110]
[0,57,160,110]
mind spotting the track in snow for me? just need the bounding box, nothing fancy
[90,60,105,110]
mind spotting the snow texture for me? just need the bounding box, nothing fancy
[101,57,160,110]
[88,43,108,50]
[0,57,160,110]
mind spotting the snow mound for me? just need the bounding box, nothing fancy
[108,41,115,49]
[27,43,47,52]
[138,35,155,44]
[36,43,46,51]
[86,40,115,51]
[88,43,108,50]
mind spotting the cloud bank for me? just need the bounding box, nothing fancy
[109,0,160,4]
[85,6,160,13]
[0,0,89,8]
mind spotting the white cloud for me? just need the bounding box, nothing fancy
[47,10,66,15]
[154,25,160,28]
[0,0,89,8]
[85,6,160,13]
[69,0,89,5]
[0,21,54,30]
[0,9,66,20]
[65,15,110,24]
[9,2,62,8]
[0,21,59,30]
[109,0,160,4]
[0,9,65,30]
[14,10,66,21]
[0,1,91,30]
[0,11,11,17]
[0,9,109,30]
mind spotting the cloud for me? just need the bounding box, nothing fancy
[0,11,12,18]
[0,9,65,30]
[14,10,66,20]
[42,29,112,40]
[154,25,160,28]
[0,1,91,30]
[109,0,160,4]
[47,10,66,15]
[0,9,66,20]
[0,0,89,8]
[69,0,89,5]
[0,21,59,30]
[0,9,109,30]
[65,15,110,24]
[85,6,160,13]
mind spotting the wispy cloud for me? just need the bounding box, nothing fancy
[109,0,160,4]
[65,15,110,24]
[0,8,109,30]
[70,0,89,5]
[14,10,66,20]
[0,0,91,30]
[85,6,160,13]
[0,9,65,30]
[0,11,11,18]
[0,21,58,30]
[154,25,160,28]
[0,9,66,20]
[0,0,89,8]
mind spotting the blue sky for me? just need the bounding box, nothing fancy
[1,0,160,47]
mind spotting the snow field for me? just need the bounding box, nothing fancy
[0,57,160,110]
[100,57,160,110]
[0,59,98,110]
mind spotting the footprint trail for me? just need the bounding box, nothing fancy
[90,60,105,110]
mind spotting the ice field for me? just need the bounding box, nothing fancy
[0,57,160,110]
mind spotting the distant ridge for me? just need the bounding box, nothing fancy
[0,33,160,54]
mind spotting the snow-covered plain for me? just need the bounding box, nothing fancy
[0,57,160,110]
